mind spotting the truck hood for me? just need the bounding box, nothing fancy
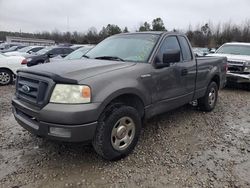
[208,53,250,62]
[19,59,136,83]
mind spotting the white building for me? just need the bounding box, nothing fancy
[6,36,55,46]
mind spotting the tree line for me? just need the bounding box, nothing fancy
[0,18,250,48]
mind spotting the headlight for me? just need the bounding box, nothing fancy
[245,62,250,72]
[50,84,91,104]
[26,58,32,62]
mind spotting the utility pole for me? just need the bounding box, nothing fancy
[67,16,70,32]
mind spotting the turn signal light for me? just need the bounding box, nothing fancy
[82,86,91,98]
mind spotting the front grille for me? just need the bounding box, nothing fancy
[16,73,54,107]
[227,60,245,66]
[228,66,244,73]
[227,60,245,73]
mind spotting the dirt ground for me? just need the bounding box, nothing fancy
[0,85,249,188]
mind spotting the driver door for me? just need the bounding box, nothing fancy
[151,36,191,114]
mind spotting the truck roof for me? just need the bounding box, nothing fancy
[116,31,181,36]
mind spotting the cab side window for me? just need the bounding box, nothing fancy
[178,36,192,61]
[156,36,181,63]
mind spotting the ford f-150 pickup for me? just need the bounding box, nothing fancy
[12,32,227,160]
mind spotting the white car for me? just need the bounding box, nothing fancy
[5,46,44,57]
[0,53,27,86]
[209,42,250,84]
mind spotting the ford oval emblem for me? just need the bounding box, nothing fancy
[22,85,30,93]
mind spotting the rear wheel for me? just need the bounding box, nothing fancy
[37,60,45,65]
[92,104,141,160]
[241,83,250,91]
[198,81,218,112]
[0,69,13,86]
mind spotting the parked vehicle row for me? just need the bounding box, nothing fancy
[0,43,22,50]
[25,46,74,66]
[193,47,216,57]
[49,45,95,62]
[0,43,95,85]
[5,46,44,57]
[0,45,27,53]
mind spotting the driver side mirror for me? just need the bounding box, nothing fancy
[155,49,180,68]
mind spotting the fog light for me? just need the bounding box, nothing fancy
[49,127,71,138]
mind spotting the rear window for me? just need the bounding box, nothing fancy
[178,36,192,61]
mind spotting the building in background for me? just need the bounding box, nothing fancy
[6,36,55,46]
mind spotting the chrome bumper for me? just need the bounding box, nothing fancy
[227,72,250,83]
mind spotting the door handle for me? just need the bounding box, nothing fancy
[181,69,188,76]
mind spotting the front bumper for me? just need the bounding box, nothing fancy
[226,72,250,83]
[12,97,100,142]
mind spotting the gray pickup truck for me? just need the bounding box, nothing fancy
[12,32,227,160]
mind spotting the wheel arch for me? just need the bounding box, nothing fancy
[0,67,15,75]
[98,90,146,119]
[210,74,220,89]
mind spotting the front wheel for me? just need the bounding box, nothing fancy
[92,105,141,161]
[198,81,218,112]
[0,69,13,86]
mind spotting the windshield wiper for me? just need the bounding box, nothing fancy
[82,55,89,59]
[94,56,125,62]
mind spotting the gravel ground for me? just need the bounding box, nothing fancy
[0,85,249,188]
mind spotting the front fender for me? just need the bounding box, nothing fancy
[92,78,150,118]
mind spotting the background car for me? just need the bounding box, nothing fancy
[0,45,27,53]
[0,53,27,85]
[209,42,250,86]
[5,46,44,57]
[70,44,88,50]
[50,45,95,62]
[193,47,210,56]
[0,43,19,50]
[25,46,74,66]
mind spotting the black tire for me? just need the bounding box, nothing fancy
[37,60,45,65]
[44,58,50,63]
[0,69,13,86]
[92,104,141,161]
[226,81,239,89]
[242,83,250,91]
[198,81,218,112]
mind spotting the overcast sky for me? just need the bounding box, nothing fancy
[0,0,250,33]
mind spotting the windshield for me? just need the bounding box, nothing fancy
[216,44,250,56]
[64,46,93,60]
[85,34,160,63]
[18,46,34,52]
[36,47,53,55]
